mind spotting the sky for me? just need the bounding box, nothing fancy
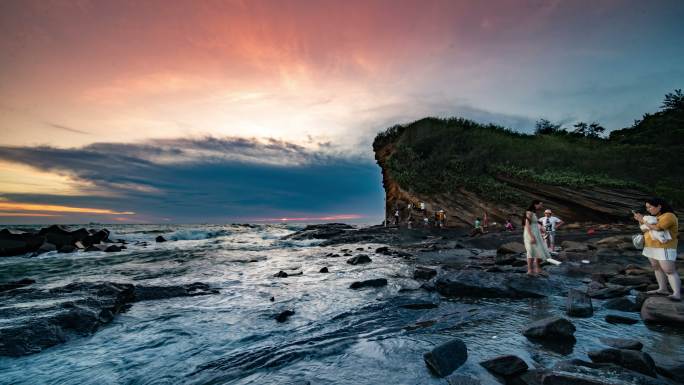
[1,0,683,224]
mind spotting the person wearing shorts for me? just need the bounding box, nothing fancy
[539,209,563,252]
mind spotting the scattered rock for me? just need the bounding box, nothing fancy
[540,373,614,385]
[34,242,57,255]
[84,245,105,252]
[495,254,517,265]
[375,246,390,254]
[640,296,684,327]
[346,254,372,265]
[423,338,468,377]
[0,278,35,293]
[155,235,167,243]
[522,317,576,341]
[566,289,593,317]
[414,266,437,280]
[104,245,122,253]
[269,296,275,302]
[479,354,529,377]
[349,278,387,289]
[319,267,329,273]
[605,314,639,325]
[497,242,526,255]
[599,337,643,351]
[274,271,289,278]
[275,310,295,323]
[587,348,656,377]
[603,297,638,312]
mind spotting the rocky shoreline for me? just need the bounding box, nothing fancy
[285,223,684,384]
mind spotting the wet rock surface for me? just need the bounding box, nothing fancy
[522,317,576,341]
[0,281,218,357]
[435,271,564,299]
[640,296,684,327]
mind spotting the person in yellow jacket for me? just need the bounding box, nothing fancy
[634,197,680,301]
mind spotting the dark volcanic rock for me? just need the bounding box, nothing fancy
[133,282,218,301]
[414,266,437,280]
[349,278,387,289]
[34,242,57,255]
[522,317,576,341]
[423,338,468,377]
[640,296,684,327]
[274,270,289,278]
[566,289,593,317]
[0,230,44,257]
[435,271,562,299]
[104,245,123,252]
[587,348,656,377]
[283,223,354,240]
[275,310,295,323]
[599,337,643,351]
[603,297,638,312]
[346,254,372,265]
[0,278,35,293]
[540,373,614,385]
[155,235,167,243]
[605,314,639,325]
[319,267,329,273]
[480,355,529,377]
[0,281,219,357]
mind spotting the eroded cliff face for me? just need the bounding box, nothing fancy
[374,140,650,228]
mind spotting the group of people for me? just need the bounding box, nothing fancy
[391,202,449,229]
[523,198,680,301]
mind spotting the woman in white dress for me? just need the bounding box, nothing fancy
[634,197,680,301]
[523,200,551,277]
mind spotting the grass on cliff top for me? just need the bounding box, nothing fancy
[374,110,684,205]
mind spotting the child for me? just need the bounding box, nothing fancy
[641,215,672,243]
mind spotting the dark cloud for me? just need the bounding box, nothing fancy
[0,137,384,223]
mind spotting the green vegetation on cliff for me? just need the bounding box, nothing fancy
[373,90,684,206]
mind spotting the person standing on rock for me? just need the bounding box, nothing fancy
[523,200,551,277]
[633,197,680,301]
[539,209,564,252]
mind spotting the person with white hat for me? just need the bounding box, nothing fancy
[539,209,564,252]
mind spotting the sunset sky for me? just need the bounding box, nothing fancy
[1,0,683,224]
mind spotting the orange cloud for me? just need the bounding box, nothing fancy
[0,212,61,217]
[0,202,135,215]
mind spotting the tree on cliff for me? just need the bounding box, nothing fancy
[572,121,605,138]
[661,89,684,111]
[534,119,562,135]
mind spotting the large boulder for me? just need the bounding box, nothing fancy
[479,355,528,377]
[522,317,576,341]
[38,225,75,248]
[435,271,562,299]
[640,296,684,327]
[566,289,593,317]
[587,348,656,377]
[605,314,639,325]
[133,282,219,301]
[423,338,468,377]
[0,230,44,257]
